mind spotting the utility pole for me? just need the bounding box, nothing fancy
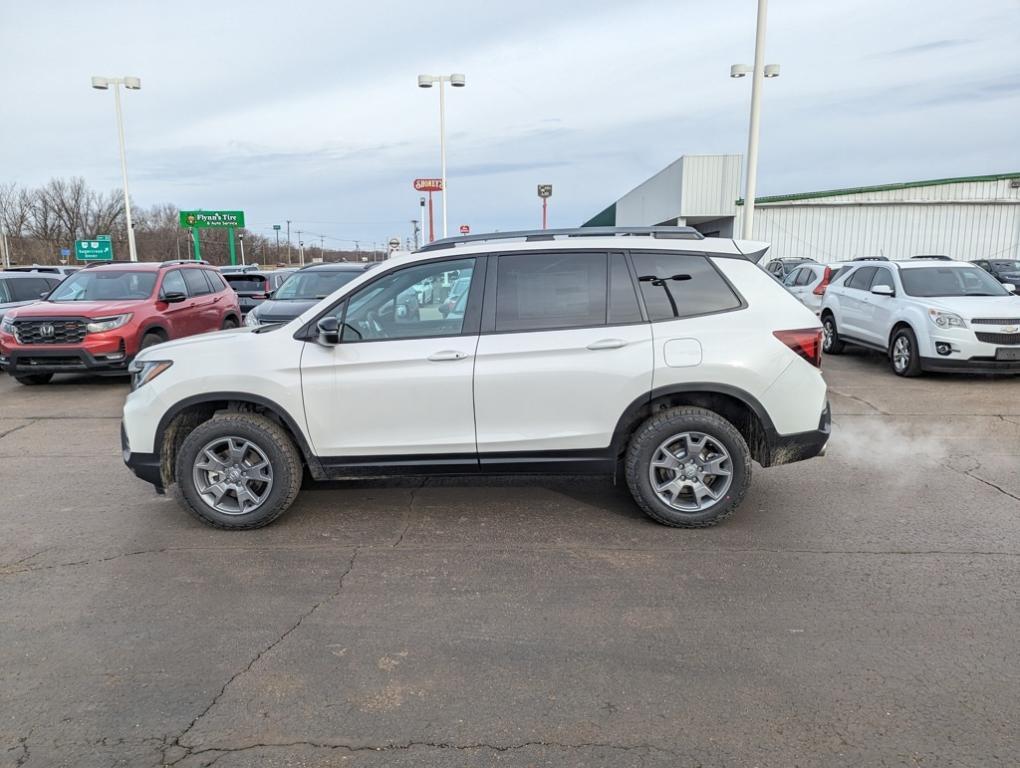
[297,230,304,266]
[275,228,280,262]
[286,220,292,264]
[319,235,324,261]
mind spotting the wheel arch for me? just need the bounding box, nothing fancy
[888,319,916,350]
[139,323,169,340]
[611,384,778,467]
[154,392,322,488]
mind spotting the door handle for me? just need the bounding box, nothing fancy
[587,338,628,350]
[427,350,469,362]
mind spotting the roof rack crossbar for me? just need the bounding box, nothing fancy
[418,226,704,252]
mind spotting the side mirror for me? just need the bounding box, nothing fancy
[162,291,187,304]
[1002,283,1016,294]
[317,316,340,345]
[438,303,450,317]
[871,284,895,297]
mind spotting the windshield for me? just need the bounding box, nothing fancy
[900,267,1009,298]
[274,270,360,300]
[48,271,157,302]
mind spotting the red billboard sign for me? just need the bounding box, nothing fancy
[459,225,470,234]
[413,178,444,192]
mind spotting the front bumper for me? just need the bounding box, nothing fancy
[762,401,830,467]
[920,357,1020,374]
[121,423,164,493]
[0,347,130,376]
[922,329,1020,374]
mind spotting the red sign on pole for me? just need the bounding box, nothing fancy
[413,178,444,192]
[459,225,470,235]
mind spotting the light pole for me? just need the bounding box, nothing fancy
[417,73,466,239]
[91,76,141,261]
[731,0,780,241]
[238,233,246,265]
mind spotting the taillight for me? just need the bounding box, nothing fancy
[812,266,832,295]
[774,328,823,367]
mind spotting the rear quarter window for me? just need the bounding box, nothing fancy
[631,252,742,321]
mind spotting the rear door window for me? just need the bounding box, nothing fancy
[182,268,213,296]
[796,268,815,287]
[494,252,608,332]
[202,270,225,293]
[845,267,877,290]
[631,252,742,321]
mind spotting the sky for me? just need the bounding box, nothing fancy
[1,0,1018,248]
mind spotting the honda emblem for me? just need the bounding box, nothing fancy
[39,323,55,338]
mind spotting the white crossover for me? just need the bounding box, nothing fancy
[122,227,829,530]
[820,258,1020,376]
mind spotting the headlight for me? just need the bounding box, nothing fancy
[128,359,173,390]
[928,310,966,329]
[0,315,13,334]
[244,311,261,327]
[86,314,132,333]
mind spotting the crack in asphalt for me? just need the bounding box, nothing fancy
[828,388,890,416]
[166,548,361,765]
[9,728,32,767]
[0,419,36,440]
[0,547,171,575]
[392,478,428,548]
[175,738,680,765]
[943,459,1020,503]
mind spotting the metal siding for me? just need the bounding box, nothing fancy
[749,179,1020,263]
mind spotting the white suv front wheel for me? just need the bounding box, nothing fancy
[625,407,752,527]
[174,413,303,529]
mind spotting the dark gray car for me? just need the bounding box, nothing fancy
[245,263,371,326]
[0,272,64,323]
[223,268,295,316]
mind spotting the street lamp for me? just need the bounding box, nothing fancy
[730,0,780,241]
[91,76,141,261]
[417,73,466,239]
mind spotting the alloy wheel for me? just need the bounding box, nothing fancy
[647,431,733,512]
[892,335,911,373]
[192,436,274,515]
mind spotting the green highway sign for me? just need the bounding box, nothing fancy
[179,210,245,229]
[272,224,281,231]
[75,238,114,261]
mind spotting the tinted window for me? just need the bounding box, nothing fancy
[831,266,852,283]
[9,277,53,301]
[783,268,802,287]
[608,254,642,324]
[0,279,10,303]
[160,270,187,297]
[202,270,225,293]
[845,267,877,290]
[495,252,607,332]
[900,267,1008,297]
[869,268,895,289]
[632,252,741,321]
[182,268,213,296]
[225,274,269,293]
[796,268,816,287]
[342,258,475,342]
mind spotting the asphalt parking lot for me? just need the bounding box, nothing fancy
[1,349,1018,768]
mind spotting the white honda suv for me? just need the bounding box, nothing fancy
[820,258,1020,376]
[122,227,829,530]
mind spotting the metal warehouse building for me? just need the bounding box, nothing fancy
[583,154,1020,264]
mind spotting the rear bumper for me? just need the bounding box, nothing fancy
[920,356,1020,374]
[0,347,130,376]
[121,423,164,493]
[763,401,830,467]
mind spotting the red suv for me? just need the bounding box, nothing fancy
[0,260,241,384]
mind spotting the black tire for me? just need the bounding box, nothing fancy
[625,407,752,528]
[221,316,239,330]
[14,373,53,385]
[173,412,303,530]
[140,332,165,350]
[821,313,845,354]
[890,326,923,377]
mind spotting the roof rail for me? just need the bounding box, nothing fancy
[82,260,137,268]
[418,226,704,252]
[160,259,210,267]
